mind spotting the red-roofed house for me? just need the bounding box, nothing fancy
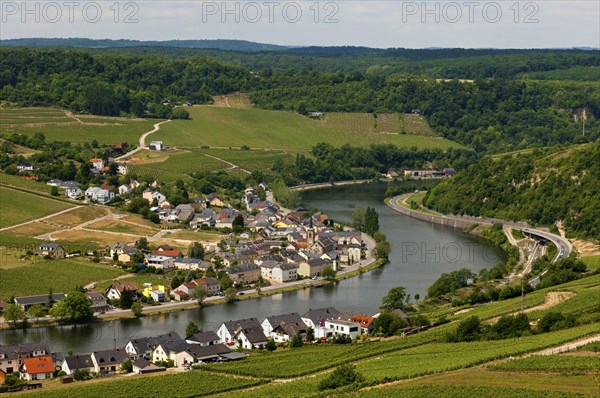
[21,356,55,380]
[174,278,220,300]
[106,282,139,300]
[352,315,375,334]
[90,158,104,171]
[150,250,182,258]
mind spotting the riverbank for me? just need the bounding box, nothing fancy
[386,193,572,261]
[0,233,381,330]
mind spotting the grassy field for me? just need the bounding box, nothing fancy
[166,230,224,242]
[45,206,110,228]
[319,112,403,134]
[0,259,125,299]
[87,218,159,236]
[155,107,463,152]
[51,229,140,246]
[128,149,228,181]
[0,107,159,145]
[0,186,75,228]
[581,255,600,271]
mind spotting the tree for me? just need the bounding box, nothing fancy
[136,237,149,250]
[185,321,200,338]
[121,359,133,373]
[224,287,237,303]
[449,315,483,342]
[289,334,304,348]
[119,289,135,309]
[45,288,55,309]
[265,338,277,352]
[319,364,364,391]
[49,300,68,321]
[131,302,143,317]
[352,206,366,231]
[322,266,337,280]
[61,291,94,322]
[364,207,379,235]
[373,311,406,336]
[232,214,245,233]
[50,186,59,196]
[27,304,46,319]
[306,327,315,342]
[192,286,208,307]
[187,242,205,259]
[4,303,25,325]
[380,286,407,311]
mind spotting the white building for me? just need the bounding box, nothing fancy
[325,319,361,340]
[149,141,164,151]
[85,187,114,204]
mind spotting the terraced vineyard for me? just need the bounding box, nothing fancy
[403,114,437,136]
[488,355,600,372]
[0,186,74,228]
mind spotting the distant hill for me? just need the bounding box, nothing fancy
[0,38,291,52]
[424,142,600,240]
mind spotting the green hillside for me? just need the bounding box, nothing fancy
[154,107,463,152]
[424,142,600,239]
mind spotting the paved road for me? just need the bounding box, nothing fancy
[388,194,572,263]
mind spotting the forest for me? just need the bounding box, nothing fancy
[1,47,598,153]
[424,142,600,239]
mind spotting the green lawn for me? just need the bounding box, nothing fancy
[155,107,463,152]
[0,173,54,193]
[0,186,74,228]
[581,255,600,271]
[0,259,125,299]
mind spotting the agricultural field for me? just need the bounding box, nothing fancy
[487,354,600,373]
[165,230,224,242]
[0,107,159,145]
[50,229,140,247]
[45,206,110,228]
[87,218,159,236]
[0,259,125,299]
[403,114,437,136]
[20,369,265,398]
[202,148,292,173]
[0,173,54,194]
[211,93,253,109]
[319,112,403,134]
[0,186,75,228]
[155,107,463,152]
[2,221,60,237]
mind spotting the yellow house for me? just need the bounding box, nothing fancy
[274,219,296,229]
[142,285,171,302]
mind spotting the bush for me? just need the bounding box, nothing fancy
[319,364,364,391]
[289,334,304,348]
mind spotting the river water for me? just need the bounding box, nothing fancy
[0,182,501,353]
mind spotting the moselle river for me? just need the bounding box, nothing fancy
[0,182,501,353]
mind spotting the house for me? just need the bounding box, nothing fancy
[20,356,54,381]
[61,354,94,375]
[118,246,140,263]
[233,327,269,349]
[90,348,129,373]
[85,292,109,313]
[173,258,210,271]
[271,263,299,283]
[36,242,64,259]
[298,258,330,278]
[271,322,307,343]
[261,313,307,342]
[206,193,225,207]
[325,319,361,340]
[186,331,220,346]
[340,244,361,265]
[65,187,83,199]
[308,112,323,119]
[175,278,220,299]
[89,158,104,171]
[106,282,138,300]
[301,307,340,339]
[118,184,132,195]
[116,162,129,175]
[149,141,164,151]
[152,341,232,367]
[16,161,34,172]
[217,318,262,346]
[150,249,182,259]
[142,190,167,205]
[14,293,65,311]
[141,285,170,302]
[225,263,261,284]
[352,315,375,334]
[145,255,176,270]
[0,343,52,374]
[132,358,165,374]
[125,332,182,359]
[386,169,399,179]
[85,187,114,204]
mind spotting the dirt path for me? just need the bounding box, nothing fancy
[486,291,576,324]
[203,153,251,174]
[115,120,172,161]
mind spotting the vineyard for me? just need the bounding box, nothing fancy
[21,370,265,398]
[488,355,600,372]
[355,385,587,398]
[403,114,437,136]
[155,107,463,152]
[0,259,125,300]
[0,186,74,228]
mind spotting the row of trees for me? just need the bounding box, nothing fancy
[3,291,93,325]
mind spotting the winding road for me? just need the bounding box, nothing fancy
[115,119,172,161]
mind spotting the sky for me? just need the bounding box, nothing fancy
[2,1,599,49]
